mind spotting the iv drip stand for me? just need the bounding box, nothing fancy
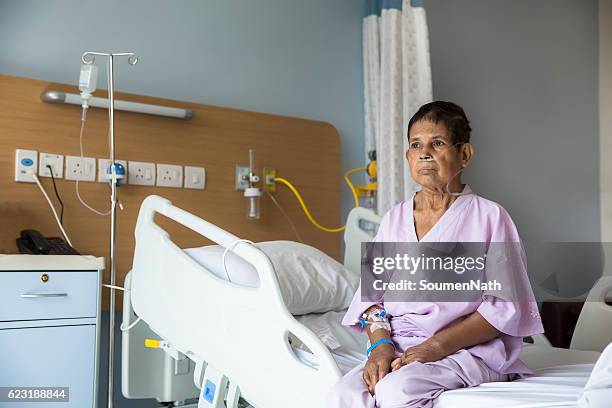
[81,51,138,408]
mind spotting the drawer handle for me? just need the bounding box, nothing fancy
[20,293,68,298]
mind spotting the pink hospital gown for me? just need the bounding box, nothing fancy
[326,184,544,408]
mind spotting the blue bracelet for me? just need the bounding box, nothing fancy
[366,338,395,357]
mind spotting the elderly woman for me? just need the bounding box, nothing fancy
[326,101,544,408]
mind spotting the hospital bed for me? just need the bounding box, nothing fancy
[124,195,612,408]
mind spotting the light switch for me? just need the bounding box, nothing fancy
[184,166,205,190]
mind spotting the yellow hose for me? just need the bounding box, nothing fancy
[274,167,367,233]
[344,167,366,207]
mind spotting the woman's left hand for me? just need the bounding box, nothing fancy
[391,338,446,371]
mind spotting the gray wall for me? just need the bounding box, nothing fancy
[600,0,612,248]
[425,0,599,242]
[425,0,601,296]
[0,0,366,224]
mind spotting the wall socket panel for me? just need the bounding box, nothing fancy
[38,152,64,178]
[156,164,183,188]
[65,155,96,181]
[15,149,38,183]
[98,159,128,183]
[14,148,206,193]
[128,161,156,186]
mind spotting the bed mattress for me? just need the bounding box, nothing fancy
[434,364,594,408]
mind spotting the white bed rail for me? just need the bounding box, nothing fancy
[130,195,342,407]
[570,275,612,352]
[343,207,381,275]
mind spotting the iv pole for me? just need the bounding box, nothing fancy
[81,51,138,408]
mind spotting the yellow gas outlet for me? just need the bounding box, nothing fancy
[263,167,277,193]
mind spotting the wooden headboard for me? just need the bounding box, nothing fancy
[0,74,342,309]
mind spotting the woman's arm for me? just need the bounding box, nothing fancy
[391,310,499,370]
[361,305,396,394]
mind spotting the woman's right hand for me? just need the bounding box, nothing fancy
[362,344,396,395]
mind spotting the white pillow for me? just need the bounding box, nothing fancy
[183,240,358,315]
[578,342,612,408]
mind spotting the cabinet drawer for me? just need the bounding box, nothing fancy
[0,271,98,321]
[0,324,96,407]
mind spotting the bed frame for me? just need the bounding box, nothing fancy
[122,195,612,408]
[124,195,378,407]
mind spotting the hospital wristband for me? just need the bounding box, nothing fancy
[366,338,395,357]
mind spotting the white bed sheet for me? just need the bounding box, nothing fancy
[292,310,366,375]
[295,311,601,407]
[434,364,594,408]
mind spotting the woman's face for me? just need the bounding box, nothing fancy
[406,120,469,191]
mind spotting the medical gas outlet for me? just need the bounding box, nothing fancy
[236,149,262,219]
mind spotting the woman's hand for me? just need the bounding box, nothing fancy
[363,344,396,395]
[391,338,445,371]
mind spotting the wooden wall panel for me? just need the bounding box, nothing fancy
[0,75,342,309]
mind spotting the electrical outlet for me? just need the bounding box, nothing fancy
[184,166,205,190]
[15,149,38,183]
[156,164,183,188]
[128,161,156,186]
[65,156,96,181]
[235,164,250,191]
[98,159,128,183]
[39,153,64,178]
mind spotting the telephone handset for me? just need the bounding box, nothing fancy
[16,229,80,255]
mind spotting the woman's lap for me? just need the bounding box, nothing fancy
[326,349,508,408]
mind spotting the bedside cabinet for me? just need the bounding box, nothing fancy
[0,255,104,407]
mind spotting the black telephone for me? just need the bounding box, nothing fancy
[16,229,80,255]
